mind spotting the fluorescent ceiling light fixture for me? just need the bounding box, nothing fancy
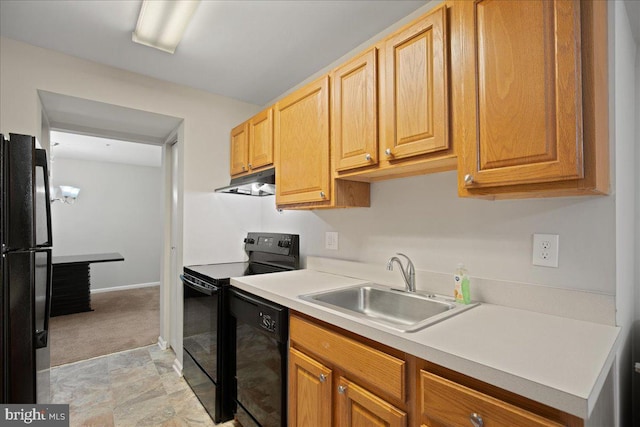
[132,0,200,54]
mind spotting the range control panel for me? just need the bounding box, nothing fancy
[244,232,299,257]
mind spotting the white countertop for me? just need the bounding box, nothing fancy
[230,269,620,420]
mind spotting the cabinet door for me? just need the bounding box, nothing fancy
[275,76,330,205]
[384,5,448,161]
[420,371,563,427]
[333,48,378,172]
[337,377,407,427]
[289,348,332,427]
[230,122,249,176]
[249,107,274,170]
[457,0,583,189]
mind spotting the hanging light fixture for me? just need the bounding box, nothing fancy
[51,186,81,204]
[132,0,200,54]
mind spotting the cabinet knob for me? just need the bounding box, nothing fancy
[464,174,474,185]
[338,385,347,394]
[385,148,392,156]
[248,163,252,169]
[365,153,371,161]
[320,191,326,199]
[318,374,326,383]
[469,413,483,427]
[242,165,246,171]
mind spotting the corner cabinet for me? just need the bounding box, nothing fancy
[275,76,370,209]
[454,0,609,198]
[230,107,274,177]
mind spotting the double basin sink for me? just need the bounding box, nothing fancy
[300,284,478,332]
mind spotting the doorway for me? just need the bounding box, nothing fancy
[39,91,184,367]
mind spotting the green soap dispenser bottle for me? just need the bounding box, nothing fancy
[454,263,471,304]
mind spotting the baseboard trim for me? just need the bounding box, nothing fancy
[173,358,183,377]
[157,336,168,351]
[90,282,160,294]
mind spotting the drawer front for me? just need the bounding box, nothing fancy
[420,371,564,427]
[290,315,406,401]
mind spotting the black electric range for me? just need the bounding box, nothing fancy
[181,232,299,424]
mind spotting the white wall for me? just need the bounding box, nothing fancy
[0,37,262,265]
[51,157,163,290]
[632,25,640,427]
[0,36,262,358]
[262,171,616,294]
[612,1,639,425]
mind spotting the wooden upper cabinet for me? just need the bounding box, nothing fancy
[384,5,449,161]
[336,377,407,427]
[229,107,274,177]
[455,0,608,197]
[248,107,274,171]
[275,76,331,206]
[289,347,332,427]
[333,48,379,172]
[230,122,249,176]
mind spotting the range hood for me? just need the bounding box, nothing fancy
[215,168,275,196]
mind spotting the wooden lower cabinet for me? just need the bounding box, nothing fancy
[289,314,408,426]
[289,347,333,426]
[337,377,407,427]
[289,313,584,427]
[419,371,563,427]
[288,346,406,427]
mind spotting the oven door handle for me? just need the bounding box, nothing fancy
[181,274,217,296]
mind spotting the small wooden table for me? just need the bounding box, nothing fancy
[51,252,125,317]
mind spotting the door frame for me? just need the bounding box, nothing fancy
[159,123,184,372]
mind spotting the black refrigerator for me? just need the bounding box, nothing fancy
[1,133,53,403]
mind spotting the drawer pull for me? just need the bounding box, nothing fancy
[469,413,483,427]
[319,374,327,383]
[385,148,392,156]
[338,385,347,394]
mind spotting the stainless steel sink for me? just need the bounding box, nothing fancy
[300,284,478,332]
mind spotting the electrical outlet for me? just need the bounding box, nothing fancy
[532,234,559,267]
[325,231,339,250]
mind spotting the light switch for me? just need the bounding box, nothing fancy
[325,232,339,250]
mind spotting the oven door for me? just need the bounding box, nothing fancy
[182,273,230,422]
[182,274,219,380]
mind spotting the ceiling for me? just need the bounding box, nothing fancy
[0,0,428,106]
[50,130,163,168]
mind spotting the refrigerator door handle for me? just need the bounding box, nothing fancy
[34,149,53,248]
[34,249,52,349]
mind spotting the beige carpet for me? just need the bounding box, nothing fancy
[49,286,160,366]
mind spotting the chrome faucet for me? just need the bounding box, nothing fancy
[386,253,416,292]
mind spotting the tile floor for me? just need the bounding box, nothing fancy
[50,345,237,427]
